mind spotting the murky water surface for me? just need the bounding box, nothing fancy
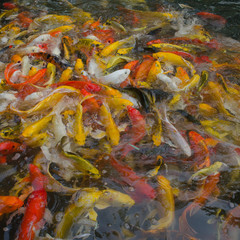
[0,1,240,240]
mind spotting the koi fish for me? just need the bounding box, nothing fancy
[153,52,195,74]
[0,196,24,216]
[160,104,191,157]
[99,103,120,146]
[29,164,47,191]
[99,69,130,85]
[120,60,139,87]
[133,55,155,83]
[59,67,72,82]
[5,64,47,90]
[61,151,100,179]
[179,172,220,236]
[0,141,24,155]
[17,189,47,240]
[100,36,135,57]
[55,189,103,239]
[11,86,79,116]
[22,113,53,138]
[3,3,17,10]
[146,60,162,83]
[17,12,33,28]
[114,105,146,157]
[80,88,100,113]
[222,204,240,237]
[53,80,101,93]
[56,187,134,239]
[29,53,71,70]
[17,164,47,240]
[107,155,156,202]
[187,130,211,170]
[188,161,225,184]
[197,12,227,26]
[145,176,175,234]
[73,101,86,146]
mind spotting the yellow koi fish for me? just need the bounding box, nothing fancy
[100,36,135,58]
[100,104,120,146]
[145,176,174,234]
[22,113,53,138]
[153,52,195,74]
[73,101,86,146]
[62,151,100,178]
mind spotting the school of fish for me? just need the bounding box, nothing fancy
[0,0,240,239]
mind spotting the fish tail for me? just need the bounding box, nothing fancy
[179,203,198,236]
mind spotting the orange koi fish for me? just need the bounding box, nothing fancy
[133,55,154,83]
[52,79,101,93]
[120,60,139,87]
[0,141,25,163]
[17,12,33,28]
[80,88,100,113]
[0,141,24,155]
[5,64,47,90]
[179,172,220,236]
[0,196,24,216]
[188,131,211,170]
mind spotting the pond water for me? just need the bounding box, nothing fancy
[0,1,240,240]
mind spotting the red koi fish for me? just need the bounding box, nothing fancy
[147,39,163,45]
[17,189,47,240]
[29,164,47,191]
[3,2,17,10]
[17,165,47,240]
[188,131,211,170]
[194,55,212,63]
[179,172,220,236]
[197,12,227,26]
[108,155,156,203]
[114,105,146,158]
[0,196,24,216]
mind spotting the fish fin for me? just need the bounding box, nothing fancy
[179,203,198,236]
